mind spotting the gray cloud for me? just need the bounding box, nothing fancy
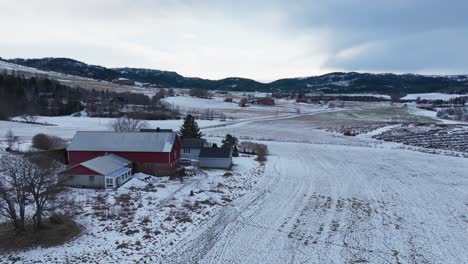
[0,0,466,79]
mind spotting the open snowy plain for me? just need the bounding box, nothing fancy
[0,100,467,264]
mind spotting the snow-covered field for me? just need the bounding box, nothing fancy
[173,116,468,264]
[176,141,468,263]
[162,95,392,120]
[163,95,335,113]
[0,116,223,150]
[1,103,467,263]
[402,93,466,101]
[314,93,391,99]
[163,96,241,110]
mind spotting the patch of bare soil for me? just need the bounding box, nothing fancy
[0,217,81,253]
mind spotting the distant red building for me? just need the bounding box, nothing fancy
[416,99,431,104]
[112,78,135,86]
[252,97,275,105]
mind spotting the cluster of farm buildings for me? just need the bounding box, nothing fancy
[60,130,232,189]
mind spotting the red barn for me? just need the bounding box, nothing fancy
[253,97,275,105]
[67,131,181,177]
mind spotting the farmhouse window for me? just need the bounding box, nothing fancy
[106,178,114,188]
[89,176,94,181]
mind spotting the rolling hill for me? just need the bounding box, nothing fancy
[2,57,468,94]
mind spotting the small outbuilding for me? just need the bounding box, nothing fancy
[198,147,233,169]
[181,138,210,160]
[60,154,132,189]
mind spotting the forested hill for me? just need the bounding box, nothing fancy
[2,57,468,94]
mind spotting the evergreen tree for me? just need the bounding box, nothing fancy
[179,114,202,139]
[222,134,238,148]
[222,134,239,157]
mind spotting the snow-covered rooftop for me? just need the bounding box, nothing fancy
[67,131,177,153]
[80,154,131,176]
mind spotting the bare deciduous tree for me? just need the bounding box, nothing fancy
[24,156,64,230]
[111,116,148,132]
[4,129,19,150]
[0,154,65,231]
[0,154,31,231]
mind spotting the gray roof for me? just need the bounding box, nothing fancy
[68,131,177,152]
[199,147,232,159]
[81,154,131,175]
[140,128,174,133]
[182,138,208,149]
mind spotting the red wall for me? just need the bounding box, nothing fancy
[63,164,101,175]
[170,136,181,164]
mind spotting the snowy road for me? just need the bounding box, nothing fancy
[176,121,468,263]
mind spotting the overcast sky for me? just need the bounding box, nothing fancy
[1,0,467,81]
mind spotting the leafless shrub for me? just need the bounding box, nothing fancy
[255,144,268,162]
[110,116,148,132]
[199,199,217,206]
[32,133,66,150]
[20,114,38,124]
[49,213,65,225]
[238,141,269,162]
[189,88,210,98]
[436,107,468,121]
[239,98,248,107]
[221,196,233,203]
[173,210,193,223]
[116,194,131,205]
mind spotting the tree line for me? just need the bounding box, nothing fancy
[0,72,180,120]
[0,72,83,119]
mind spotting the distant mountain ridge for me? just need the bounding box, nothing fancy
[2,57,468,94]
